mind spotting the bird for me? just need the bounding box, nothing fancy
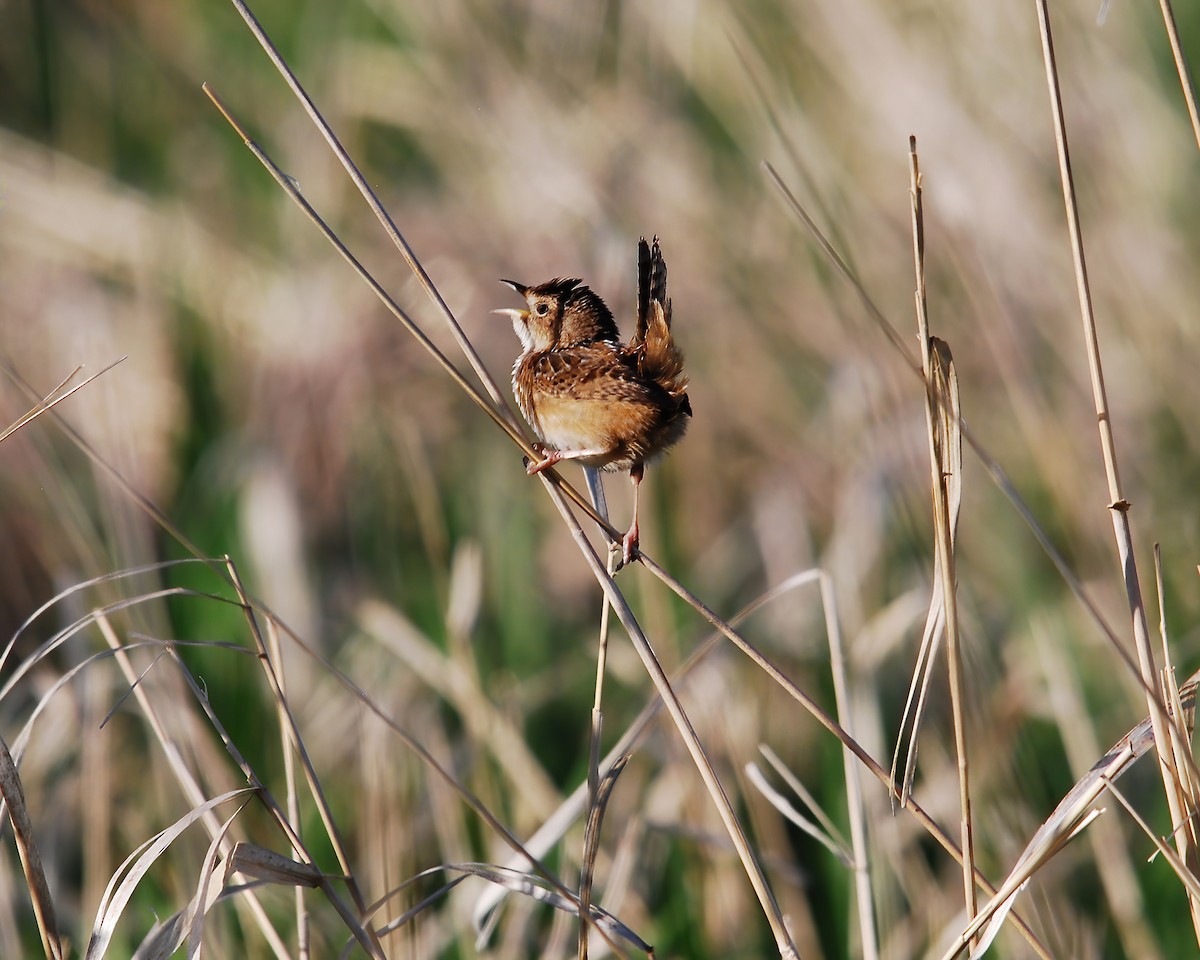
[495,236,692,565]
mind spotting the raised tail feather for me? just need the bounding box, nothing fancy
[636,238,652,346]
[634,235,670,347]
[633,236,688,408]
[640,300,688,399]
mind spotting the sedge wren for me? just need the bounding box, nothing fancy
[496,236,692,565]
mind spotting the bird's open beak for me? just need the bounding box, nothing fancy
[496,279,529,320]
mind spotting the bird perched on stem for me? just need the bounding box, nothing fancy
[496,236,692,565]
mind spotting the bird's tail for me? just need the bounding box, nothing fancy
[634,236,670,345]
[640,299,689,399]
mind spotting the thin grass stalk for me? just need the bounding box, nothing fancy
[749,757,853,865]
[94,614,294,960]
[577,756,628,960]
[1154,546,1200,940]
[1033,620,1164,960]
[1157,0,1200,152]
[0,736,62,960]
[80,648,112,939]
[0,359,123,445]
[909,140,977,934]
[539,480,800,960]
[165,644,387,959]
[224,560,371,921]
[262,618,625,953]
[265,617,311,959]
[225,0,516,419]
[891,602,944,807]
[1031,0,1191,931]
[5,358,604,948]
[200,85,619,547]
[587,464,615,807]
[582,542,618,960]
[196,17,1042,952]
[761,163,1130,655]
[472,570,821,930]
[1102,777,1200,901]
[589,554,614,796]
[819,572,879,960]
[637,555,1053,959]
[763,160,1200,787]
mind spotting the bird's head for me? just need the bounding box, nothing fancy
[495,277,618,352]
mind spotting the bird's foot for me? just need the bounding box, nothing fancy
[621,526,640,567]
[525,445,560,476]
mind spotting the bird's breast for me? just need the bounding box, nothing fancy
[512,355,541,434]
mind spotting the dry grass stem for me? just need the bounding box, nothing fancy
[1035,619,1164,960]
[200,82,621,551]
[911,138,975,933]
[0,358,124,445]
[471,570,821,934]
[541,477,799,958]
[1033,2,1197,946]
[1157,0,1200,152]
[639,553,1052,956]
[0,735,63,960]
[745,760,852,866]
[577,756,629,960]
[762,162,1137,661]
[94,613,294,959]
[264,615,312,958]
[225,0,515,418]
[225,560,370,914]
[8,1,1200,954]
[1153,546,1200,937]
[1103,778,1200,901]
[820,569,879,960]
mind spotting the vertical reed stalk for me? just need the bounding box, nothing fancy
[1032,0,1197,939]
[1157,0,1200,152]
[909,138,976,936]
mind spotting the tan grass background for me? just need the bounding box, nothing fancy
[2,1,1200,957]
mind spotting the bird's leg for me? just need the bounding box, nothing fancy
[525,447,613,476]
[621,462,645,565]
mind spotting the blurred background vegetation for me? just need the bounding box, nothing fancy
[3,0,1200,957]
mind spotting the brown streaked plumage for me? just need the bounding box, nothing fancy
[496,236,691,564]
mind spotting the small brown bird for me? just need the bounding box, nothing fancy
[496,237,692,564]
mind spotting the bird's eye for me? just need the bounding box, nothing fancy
[535,302,550,316]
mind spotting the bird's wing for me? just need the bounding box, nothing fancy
[529,348,657,405]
